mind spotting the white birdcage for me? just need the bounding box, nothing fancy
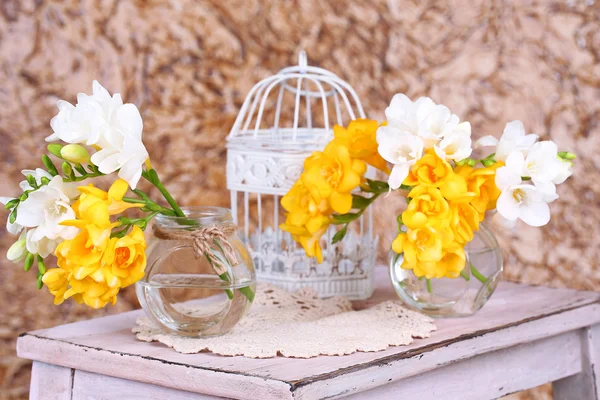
[226,52,378,299]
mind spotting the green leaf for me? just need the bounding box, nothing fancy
[42,155,59,176]
[24,253,34,272]
[4,199,19,210]
[366,179,389,193]
[351,194,371,209]
[332,225,348,244]
[332,213,360,224]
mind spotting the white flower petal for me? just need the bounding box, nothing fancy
[495,166,522,190]
[91,148,120,172]
[118,159,144,189]
[502,120,526,140]
[388,163,411,190]
[496,189,520,221]
[519,200,550,227]
[116,103,143,138]
[474,135,499,148]
[533,179,559,203]
[16,192,50,227]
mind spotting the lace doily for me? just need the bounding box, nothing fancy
[133,284,436,358]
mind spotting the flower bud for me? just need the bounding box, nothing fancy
[24,252,34,272]
[558,151,576,160]
[26,174,38,188]
[62,162,74,179]
[60,144,91,164]
[42,155,59,176]
[7,239,27,263]
[47,144,64,158]
[467,158,477,167]
[481,159,496,167]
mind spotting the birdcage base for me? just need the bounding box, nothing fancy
[249,229,378,300]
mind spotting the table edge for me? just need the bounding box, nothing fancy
[17,294,600,393]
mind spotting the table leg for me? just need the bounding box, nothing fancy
[29,361,73,400]
[553,325,600,399]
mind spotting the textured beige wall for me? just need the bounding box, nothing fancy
[1,1,599,398]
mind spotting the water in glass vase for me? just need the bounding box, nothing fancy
[137,273,255,337]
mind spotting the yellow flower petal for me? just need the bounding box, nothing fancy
[108,179,129,202]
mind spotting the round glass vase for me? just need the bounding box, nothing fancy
[389,224,503,317]
[136,207,256,337]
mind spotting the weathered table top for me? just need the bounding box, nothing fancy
[17,267,600,400]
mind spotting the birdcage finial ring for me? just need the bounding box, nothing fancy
[298,50,308,73]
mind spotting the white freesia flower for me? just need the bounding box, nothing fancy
[384,94,462,149]
[0,169,55,235]
[496,184,550,227]
[498,143,565,203]
[46,80,149,189]
[475,120,538,161]
[376,126,424,190]
[434,122,472,161]
[15,176,79,258]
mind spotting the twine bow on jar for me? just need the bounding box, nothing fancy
[152,224,239,275]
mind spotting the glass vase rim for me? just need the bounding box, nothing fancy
[154,206,234,229]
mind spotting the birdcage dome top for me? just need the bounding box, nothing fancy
[227,51,366,152]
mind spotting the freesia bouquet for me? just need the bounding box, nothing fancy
[281,94,575,282]
[2,81,189,309]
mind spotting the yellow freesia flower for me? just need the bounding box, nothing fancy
[392,227,443,267]
[450,202,480,244]
[303,142,366,214]
[332,119,389,173]
[435,244,467,279]
[45,179,148,309]
[404,150,452,188]
[402,186,451,229]
[457,163,503,219]
[280,179,331,234]
[439,172,476,204]
[101,226,147,288]
[42,268,72,305]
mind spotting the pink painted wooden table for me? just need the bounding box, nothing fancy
[17,268,600,400]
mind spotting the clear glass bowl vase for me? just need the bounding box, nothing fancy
[389,224,503,317]
[136,207,256,336]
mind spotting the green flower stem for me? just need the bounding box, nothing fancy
[142,169,185,217]
[426,278,433,293]
[122,196,177,217]
[460,269,470,281]
[469,263,488,284]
